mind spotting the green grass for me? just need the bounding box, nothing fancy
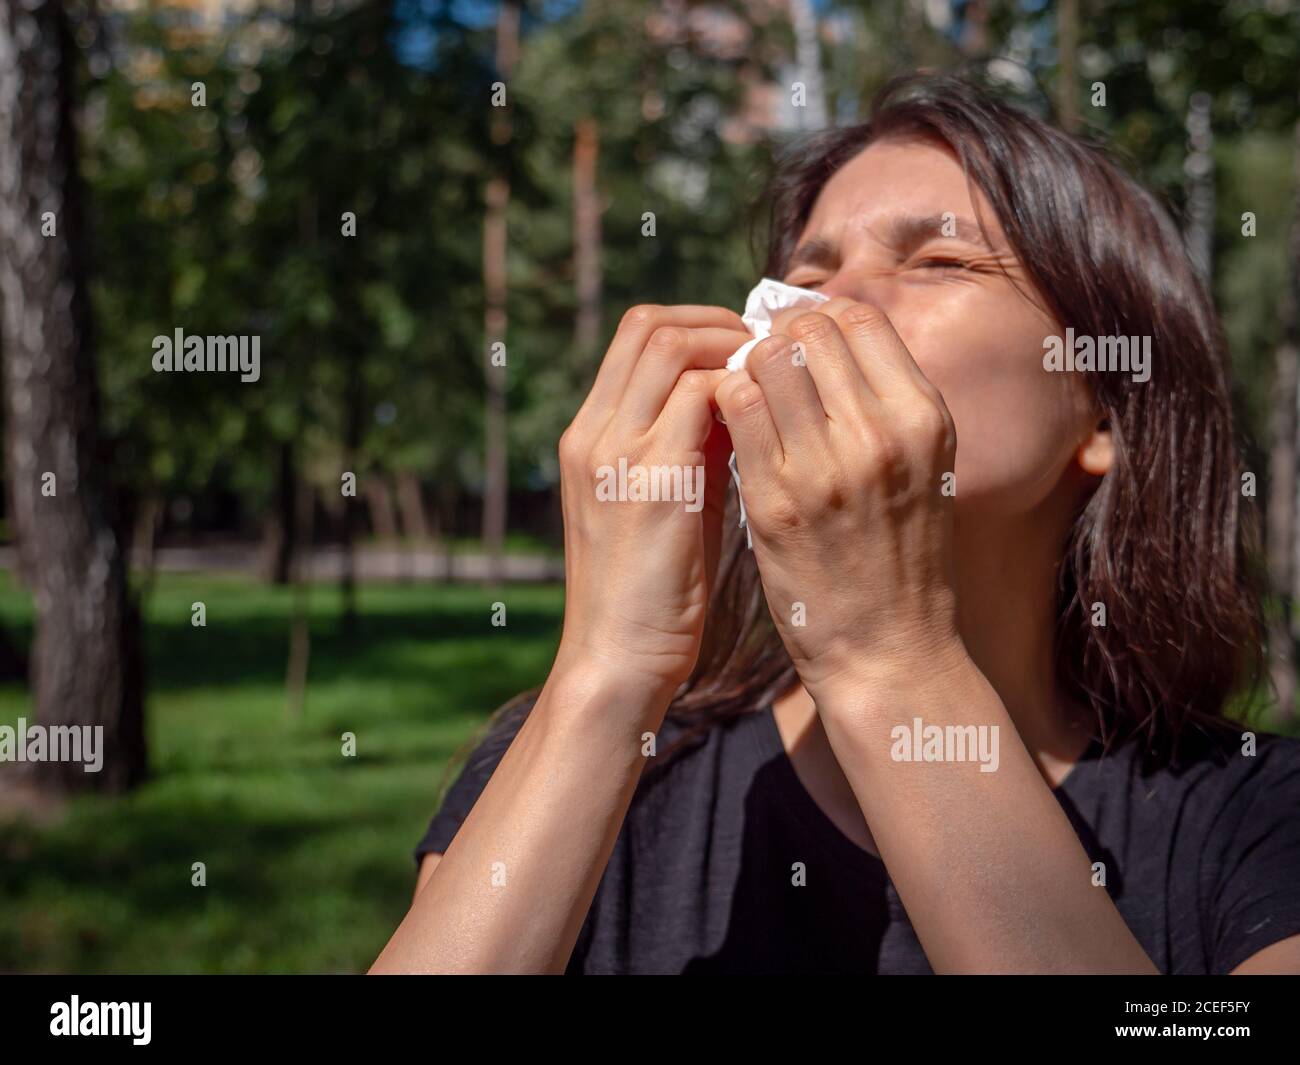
[0,571,563,974]
[441,531,560,555]
[1,570,1293,974]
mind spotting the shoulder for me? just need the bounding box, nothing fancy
[1062,724,1300,973]
[1189,727,1300,844]
[1184,728,1300,973]
[1164,725,1300,807]
[1071,723,1300,873]
[1091,721,1300,801]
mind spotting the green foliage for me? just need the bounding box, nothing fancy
[76,0,854,524]
[76,1,1300,533]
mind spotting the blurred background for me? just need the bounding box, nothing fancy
[0,0,1297,973]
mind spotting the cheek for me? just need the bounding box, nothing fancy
[899,308,1083,510]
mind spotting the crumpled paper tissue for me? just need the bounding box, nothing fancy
[724,278,829,547]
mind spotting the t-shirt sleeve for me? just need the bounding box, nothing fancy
[412,698,536,866]
[1210,737,1300,973]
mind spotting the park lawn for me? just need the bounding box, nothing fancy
[0,570,1292,974]
[0,571,564,974]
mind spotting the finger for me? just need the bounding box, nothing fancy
[767,295,858,336]
[616,325,752,432]
[653,368,731,451]
[824,301,938,401]
[775,299,935,403]
[742,333,828,448]
[768,306,880,423]
[580,305,747,428]
[715,369,783,474]
[658,371,735,551]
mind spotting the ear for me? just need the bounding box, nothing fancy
[1076,418,1113,477]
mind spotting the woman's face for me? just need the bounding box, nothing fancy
[781,136,1106,516]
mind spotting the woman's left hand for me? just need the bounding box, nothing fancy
[713,298,968,707]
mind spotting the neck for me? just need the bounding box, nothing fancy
[950,506,1094,768]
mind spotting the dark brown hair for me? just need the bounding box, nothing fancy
[456,71,1266,794]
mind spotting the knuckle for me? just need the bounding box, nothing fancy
[857,422,902,474]
[557,427,587,466]
[766,495,804,532]
[807,469,847,513]
[910,400,950,444]
[854,419,884,455]
[839,303,888,333]
[911,394,957,454]
[619,304,660,332]
[935,401,958,452]
[675,368,712,397]
[746,336,790,377]
[788,311,837,344]
[813,296,857,318]
[727,383,768,418]
[645,325,689,360]
[877,433,905,471]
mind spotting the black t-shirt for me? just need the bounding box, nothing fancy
[413,701,1300,974]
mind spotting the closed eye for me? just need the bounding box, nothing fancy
[914,258,969,271]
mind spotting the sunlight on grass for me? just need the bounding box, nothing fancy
[0,571,563,973]
[0,570,1292,973]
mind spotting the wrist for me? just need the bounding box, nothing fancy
[806,633,976,722]
[544,648,677,730]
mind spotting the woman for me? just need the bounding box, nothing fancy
[372,73,1300,974]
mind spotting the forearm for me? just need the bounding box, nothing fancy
[817,649,1159,974]
[370,665,668,974]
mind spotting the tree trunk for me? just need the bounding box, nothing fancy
[1268,324,1297,721]
[396,470,429,543]
[0,1,146,793]
[1057,0,1080,133]
[1276,110,1300,725]
[285,479,316,719]
[365,476,399,541]
[573,116,603,362]
[262,439,297,585]
[133,492,163,595]
[340,347,363,634]
[789,0,827,131]
[481,0,520,589]
[1183,91,1215,285]
[434,474,457,583]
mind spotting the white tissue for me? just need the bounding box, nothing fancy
[725,278,829,373]
[724,278,829,547]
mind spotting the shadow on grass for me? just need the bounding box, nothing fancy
[0,577,566,972]
[0,797,310,911]
[143,601,562,694]
[0,584,562,710]
[0,798,419,972]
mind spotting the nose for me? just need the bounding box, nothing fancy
[815,267,900,311]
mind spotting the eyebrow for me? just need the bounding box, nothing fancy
[786,212,994,271]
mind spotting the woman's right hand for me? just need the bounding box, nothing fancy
[551,304,751,704]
